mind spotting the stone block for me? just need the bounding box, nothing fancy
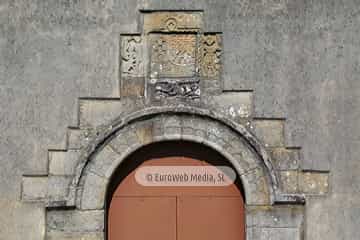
[88,145,121,178]
[247,227,301,240]
[21,176,48,202]
[279,171,299,194]
[162,115,182,138]
[49,150,80,176]
[46,232,103,240]
[79,171,107,210]
[181,116,206,139]
[47,210,104,233]
[147,77,201,102]
[299,172,329,195]
[198,34,222,78]
[67,128,90,150]
[246,205,304,228]
[149,34,197,78]
[143,11,203,33]
[121,77,145,97]
[269,147,300,170]
[47,176,72,201]
[79,99,137,127]
[252,119,285,147]
[0,200,45,240]
[202,78,222,95]
[135,122,154,145]
[120,35,144,77]
[213,92,253,119]
[242,168,271,205]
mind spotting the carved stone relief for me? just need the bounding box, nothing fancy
[120,12,223,101]
[143,12,203,33]
[121,35,143,77]
[198,34,222,78]
[150,34,196,78]
[149,78,200,100]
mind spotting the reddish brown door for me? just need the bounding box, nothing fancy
[108,157,245,240]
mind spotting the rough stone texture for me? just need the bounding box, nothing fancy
[269,147,300,170]
[87,145,122,178]
[121,77,145,97]
[67,128,90,149]
[279,171,299,194]
[49,150,80,176]
[47,210,104,233]
[252,119,285,147]
[79,99,131,127]
[46,232,103,240]
[299,171,329,195]
[246,205,304,228]
[1,1,359,240]
[0,200,45,240]
[47,176,72,201]
[213,91,253,119]
[21,176,48,202]
[75,114,276,208]
[247,227,301,240]
[79,171,107,210]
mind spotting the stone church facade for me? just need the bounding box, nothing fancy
[1,1,359,240]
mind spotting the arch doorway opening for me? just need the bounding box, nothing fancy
[106,141,246,240]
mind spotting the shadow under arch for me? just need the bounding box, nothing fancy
[105,140,246,240]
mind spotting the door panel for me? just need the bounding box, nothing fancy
[177,196,245,240]
[108,153,245,240]
[108,197,177,240]
[112,157,241,197]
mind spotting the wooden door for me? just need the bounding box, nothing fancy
[108,156,245,240]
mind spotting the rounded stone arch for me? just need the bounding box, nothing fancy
[68,106,280,209]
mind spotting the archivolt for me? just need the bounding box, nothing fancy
[67,106,281,208]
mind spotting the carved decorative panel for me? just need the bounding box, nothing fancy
[150,78,200,100]
[121,35,144,77]
[143,12,203,33]
[198,34,222,78]
[150,34,196,78]
[119,11,223,101]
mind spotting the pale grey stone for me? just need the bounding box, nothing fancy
[252,119,285,147]
[49,150,80,176]
[213,92,253,119]
[79,172,107,210]
[0,200,45,240]
[47,176,72,201]
[247,227,301,240]
[46,232,103,240]
[299,172,329,195]
[269,147,301,170]
[21,177,48,202]
[87,145,121,178]
[47,210,104,233]
[246,205,304,228]
[279,170,299,194]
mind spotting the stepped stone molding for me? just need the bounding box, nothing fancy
[20,10,330,240]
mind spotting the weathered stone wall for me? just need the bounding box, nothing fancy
[0,1,359,239]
